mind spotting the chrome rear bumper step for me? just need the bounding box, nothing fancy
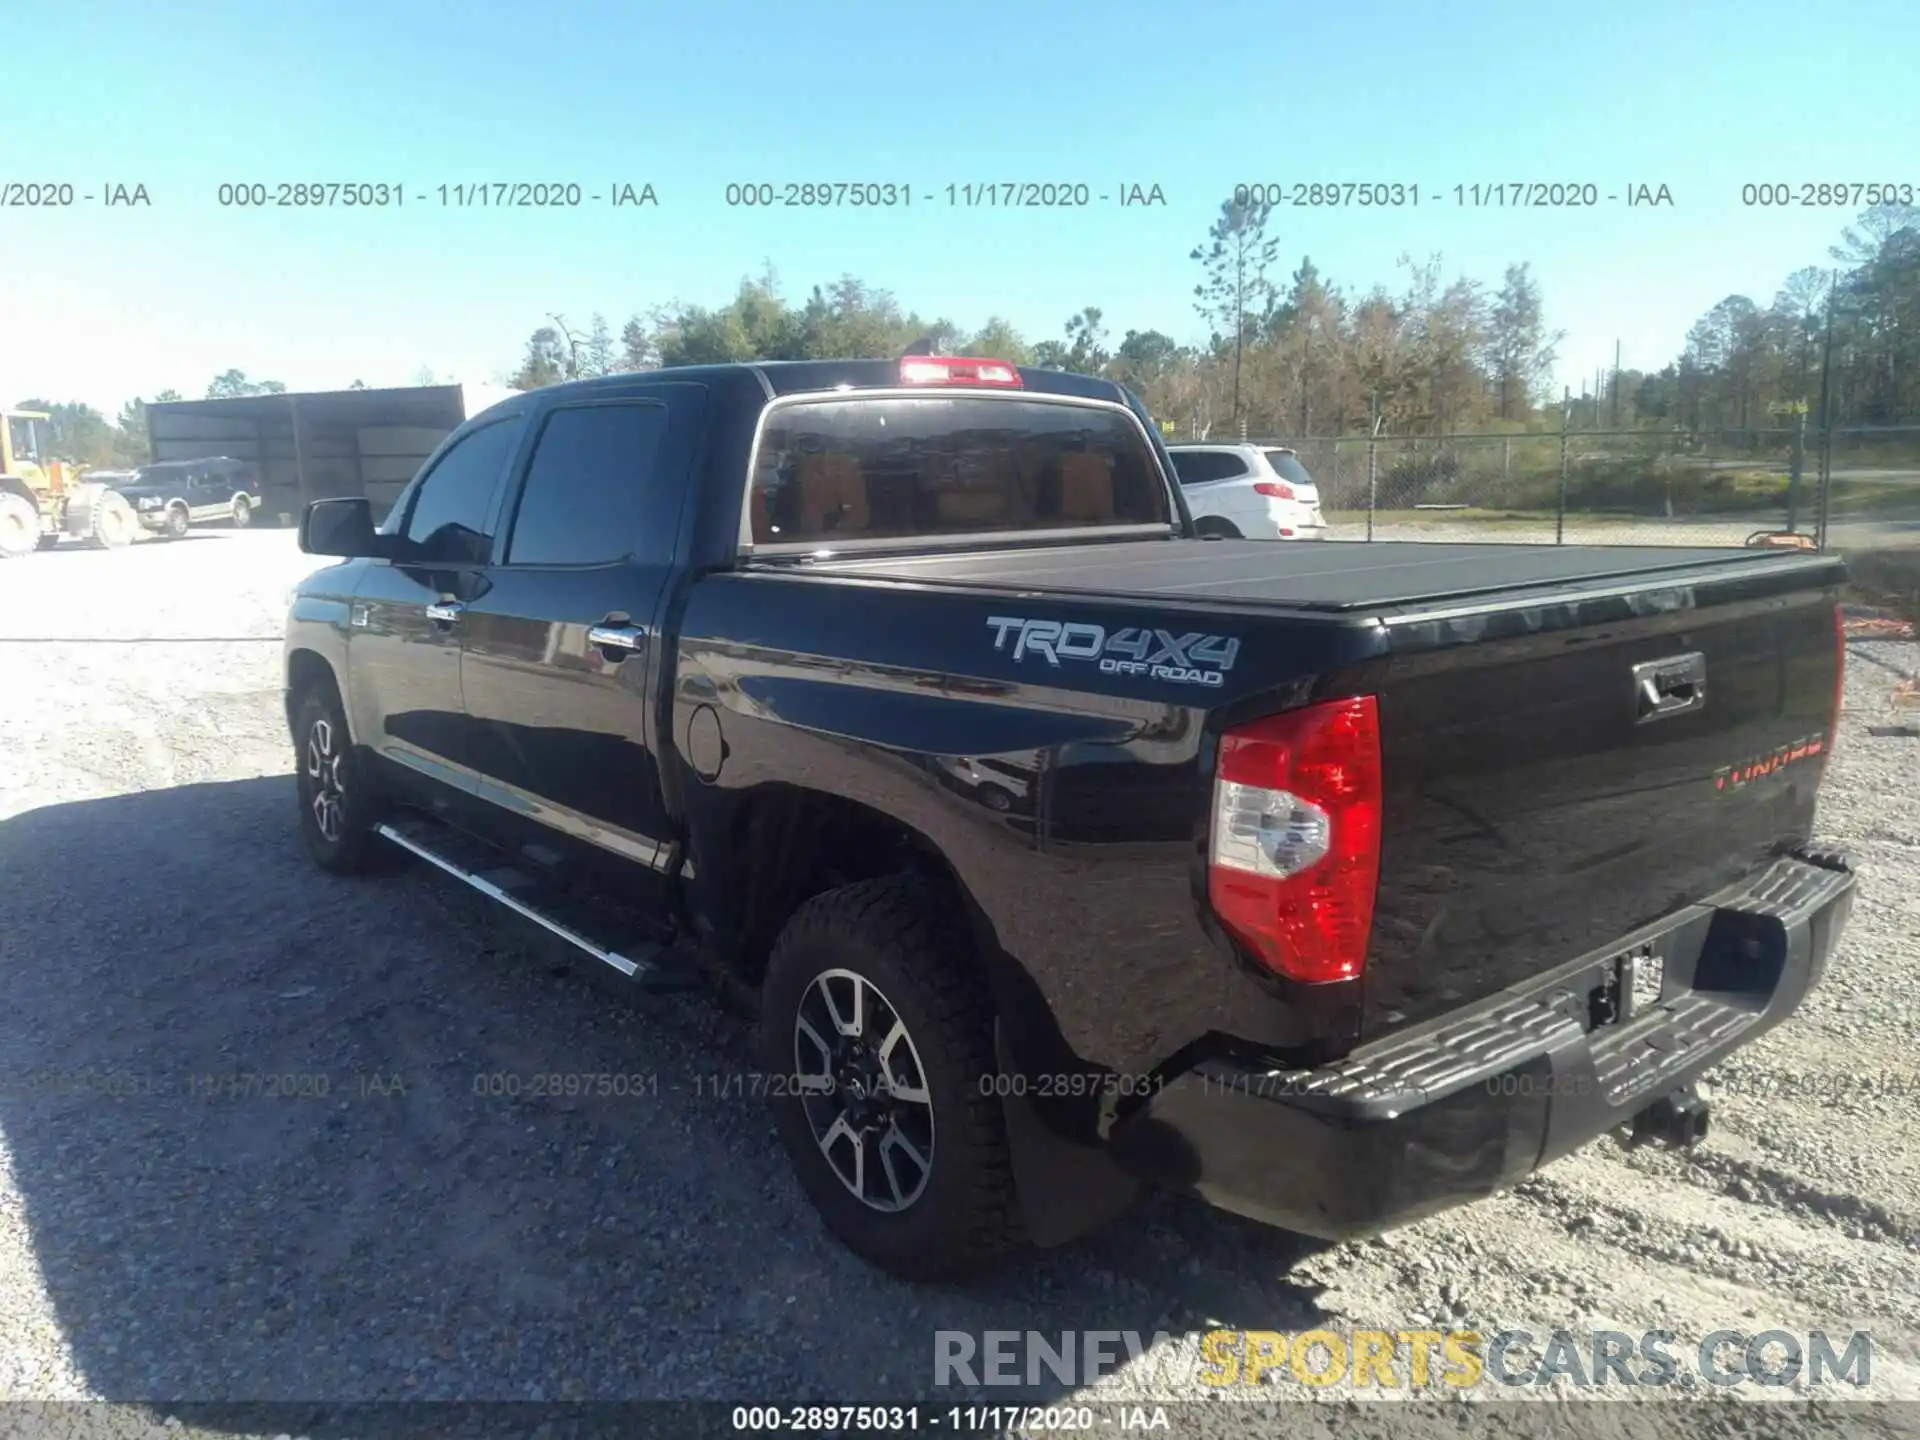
[375,820,701,992]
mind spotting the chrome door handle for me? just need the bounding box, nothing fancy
[587,622,648,651]
[426,602,465,625]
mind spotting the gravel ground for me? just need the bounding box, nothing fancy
[1,530,1917,1440]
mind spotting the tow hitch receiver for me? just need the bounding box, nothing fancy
[1626,1085,1712,1149]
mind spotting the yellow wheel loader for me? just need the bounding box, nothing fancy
[0,410,140,558]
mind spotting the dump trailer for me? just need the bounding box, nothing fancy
[0,410,139,558]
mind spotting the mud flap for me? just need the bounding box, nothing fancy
[994,1022,1142,1248]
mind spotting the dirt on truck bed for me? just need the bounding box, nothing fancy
[1,531,1917,1438]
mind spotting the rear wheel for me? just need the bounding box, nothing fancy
[293,683,391,874]
[1194,516,1241,540]
[232,495,254,528]
[760,876,1023,1281]
[0,492,39,559]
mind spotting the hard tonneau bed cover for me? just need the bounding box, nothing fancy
[789,538,1845,615]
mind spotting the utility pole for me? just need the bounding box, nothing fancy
[1557,388,1572,544]
[1231,270,1246,433]
[1775,397,1809,531]
[1366,391,1382,543]
[1791,404,1808,531]
[1813,270,1840,549]
[1611,340,1621,427]
[1298,316,1312,436]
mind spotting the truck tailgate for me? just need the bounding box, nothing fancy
[1364,574,1844,1036]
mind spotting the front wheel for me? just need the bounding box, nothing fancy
[293,685,390,873]
[164,504,190,539]
[86,490,137,549]
[0,492,38,559]
[760,876,1023,1281]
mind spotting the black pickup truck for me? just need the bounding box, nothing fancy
[285,355,1856,1280]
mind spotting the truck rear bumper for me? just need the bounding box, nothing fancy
[1106,848,1856,1240]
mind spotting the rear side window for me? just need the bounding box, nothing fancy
[505,402,670,565]
[398,417,523,563]
[1171,451,1249,485]
[1263,451,1316,486]
[748,396,1172,547]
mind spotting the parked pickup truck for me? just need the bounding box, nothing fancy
[285,355,1856,1280]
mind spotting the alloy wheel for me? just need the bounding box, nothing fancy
[793,968,936,1213]
[304,716,346,842]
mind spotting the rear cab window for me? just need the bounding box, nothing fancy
[745,394,1174,549]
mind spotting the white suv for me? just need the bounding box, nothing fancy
[1166,444,1329,540]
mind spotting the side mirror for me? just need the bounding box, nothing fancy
[300,497,389,558]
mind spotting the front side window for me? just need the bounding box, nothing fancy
[748,396,1171,547]
[398,418,523,564]
[505,402,670,565]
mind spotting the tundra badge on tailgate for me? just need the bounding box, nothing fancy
[986,616,1241,688]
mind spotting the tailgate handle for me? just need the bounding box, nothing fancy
[1633,652,1707,722]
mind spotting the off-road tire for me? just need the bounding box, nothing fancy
[87,489,137,549]
[293,682,392,874]
[0,491,38,559]
[761,875,1024,1281]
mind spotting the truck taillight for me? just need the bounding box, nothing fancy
[899,355,1023,388]
[1208,695,1382,984]
[1253,480,1296,501]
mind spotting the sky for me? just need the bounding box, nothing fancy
[5,0,1917,419]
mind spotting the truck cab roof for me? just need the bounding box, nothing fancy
[497,359,1139,406]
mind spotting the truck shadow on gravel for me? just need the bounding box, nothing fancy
[34,532,230,556]
[0,776,1330,1416]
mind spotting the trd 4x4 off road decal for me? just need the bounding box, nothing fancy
[986,616,1241,688]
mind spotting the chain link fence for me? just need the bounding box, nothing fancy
[1820,424,1920,552]
[1236,423,1920,550]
